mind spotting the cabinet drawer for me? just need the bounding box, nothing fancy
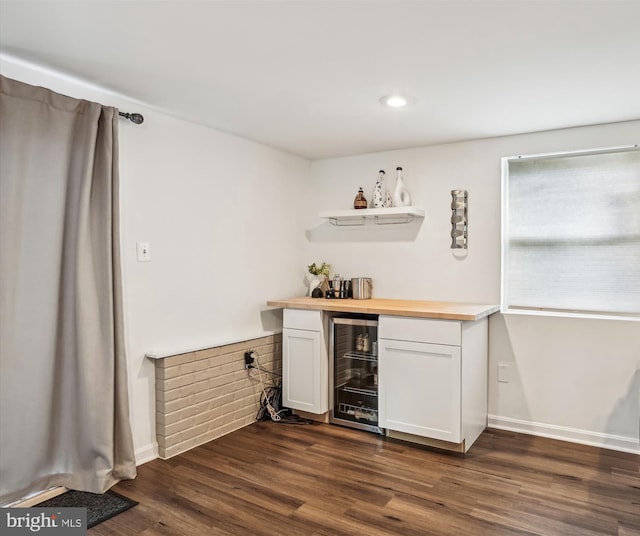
[283,308,323,331]
[379,315,461,346]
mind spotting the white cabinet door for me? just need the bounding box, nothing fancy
[379,338,462,443]
[282,327,327,414]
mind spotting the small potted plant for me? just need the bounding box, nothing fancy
[306,262,330,297]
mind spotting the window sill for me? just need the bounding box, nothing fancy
[500,307,640,322]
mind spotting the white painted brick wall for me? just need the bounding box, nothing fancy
[154,334,281,458]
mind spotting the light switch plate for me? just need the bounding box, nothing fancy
[498,363,509,383]
[136,241,151,262]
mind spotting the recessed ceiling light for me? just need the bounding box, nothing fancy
[380,94,409,108]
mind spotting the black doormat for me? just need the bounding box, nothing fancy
[36,489,138,528]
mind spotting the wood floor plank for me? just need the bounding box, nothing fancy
[365,494,538,536]
[91,423,639,536]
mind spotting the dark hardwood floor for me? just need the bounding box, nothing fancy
[94,422,639,535]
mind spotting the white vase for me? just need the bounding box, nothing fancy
[392,166,412,207]
[305,273,323,296]
[372,170,385,208]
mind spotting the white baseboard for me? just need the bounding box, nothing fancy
[135,442,158,466]
[488,415,640,455]
[8,487,68,508]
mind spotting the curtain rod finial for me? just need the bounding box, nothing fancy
[118,111,144,125]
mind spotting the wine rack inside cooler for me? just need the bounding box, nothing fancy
[329,314,382,434]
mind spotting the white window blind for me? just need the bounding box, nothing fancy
[501,145,640,320]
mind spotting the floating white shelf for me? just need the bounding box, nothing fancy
[319,207,425,226]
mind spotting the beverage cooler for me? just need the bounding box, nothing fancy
[329,314,382,434]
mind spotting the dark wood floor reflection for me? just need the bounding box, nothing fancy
[93,422,639,535]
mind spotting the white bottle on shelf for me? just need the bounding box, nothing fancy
[392,167,412,207]
[372,170,385,208]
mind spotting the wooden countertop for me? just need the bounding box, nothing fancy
[266,297,499,321]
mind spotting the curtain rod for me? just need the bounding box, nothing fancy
[118,111,144,125]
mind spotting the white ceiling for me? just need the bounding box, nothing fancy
[1,1,639,160]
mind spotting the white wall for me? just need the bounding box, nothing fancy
[1,57,311,462]
[307,120,640,453]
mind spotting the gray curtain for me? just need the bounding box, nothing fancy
[0,75,136,504]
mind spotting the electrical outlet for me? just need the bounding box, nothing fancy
[244,351,255,369]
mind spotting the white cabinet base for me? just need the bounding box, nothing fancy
[378,315,488,453]
[282,309,329,414]
[281,308,489,451]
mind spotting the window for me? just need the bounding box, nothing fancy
[501,145,640,320]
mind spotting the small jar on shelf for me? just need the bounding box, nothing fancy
[354,187,368,209]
